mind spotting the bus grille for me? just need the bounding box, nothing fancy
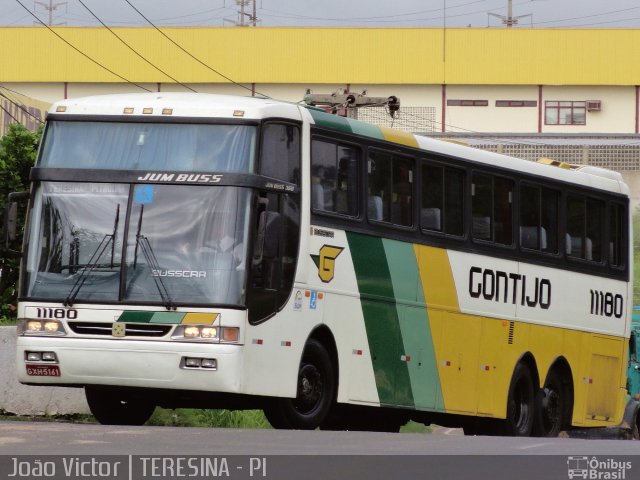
[68,322,172,337]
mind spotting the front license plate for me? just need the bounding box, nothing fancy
[26,364,61,377]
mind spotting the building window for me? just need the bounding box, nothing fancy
[447,100,488,107]
[496,100,537,107]
[545,101,586,125]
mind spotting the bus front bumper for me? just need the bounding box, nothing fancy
[16,337,244,393]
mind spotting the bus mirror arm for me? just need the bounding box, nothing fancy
[4,191,29,257]
[252,211,280,265]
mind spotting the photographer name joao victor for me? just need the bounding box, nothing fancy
[8,457,122,477]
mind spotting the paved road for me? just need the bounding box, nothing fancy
[1,422,638,480]
[0,421,636,455]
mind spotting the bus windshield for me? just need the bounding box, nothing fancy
[39,121,257,172]
[24,182,251,307]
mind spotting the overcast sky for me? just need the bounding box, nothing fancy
[3,0,640,28]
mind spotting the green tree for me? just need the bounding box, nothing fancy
[0,123,42,319]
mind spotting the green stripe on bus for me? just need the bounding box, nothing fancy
[118,311,155,323]
[382,239,445,412]
[345,118,384,140]
[347,232,414,407]
[307,108,385,140]
[151,312,186,324]
[118,311,185,324]
[307,109,354,134]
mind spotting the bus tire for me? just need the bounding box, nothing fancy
[504,362,535,436]
[533,369,566,437]
[85,387,155,426]
[264,339,335,430]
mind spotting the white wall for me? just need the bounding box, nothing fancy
[3,82,639,135]
[541,85,636,134]
[445,85,540,133]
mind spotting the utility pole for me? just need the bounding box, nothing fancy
[488,0,531,27]
[223,0,259,27]
[33,0,67,26]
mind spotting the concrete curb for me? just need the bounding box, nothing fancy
[0,326,89,416]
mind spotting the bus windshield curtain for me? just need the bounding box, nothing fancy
[39,122,256,173]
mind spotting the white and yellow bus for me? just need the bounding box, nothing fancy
[12,93,632,435]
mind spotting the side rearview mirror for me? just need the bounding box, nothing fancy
[4,191,29,256]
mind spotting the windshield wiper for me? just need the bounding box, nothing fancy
[110,204,120,268]
[64,205,120,307]
[132,205,176,311]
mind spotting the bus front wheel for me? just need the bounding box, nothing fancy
[85,386,156,426]
[264,339,335,430]
[504,362,535,436]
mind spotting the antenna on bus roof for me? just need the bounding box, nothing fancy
[303,91,400,120]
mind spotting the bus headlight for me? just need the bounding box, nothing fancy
[172,325,239,343]
[18,319,67,336]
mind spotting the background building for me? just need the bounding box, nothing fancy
[2,26,640,200]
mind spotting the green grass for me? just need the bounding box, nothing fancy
[400,421,432,434]
[0,316,15,326]
[146,408,271,429]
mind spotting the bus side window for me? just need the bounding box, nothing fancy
[368,150,413,227]
[260,123,300,185]
[422,161,464,236]
[566,195,603,263]
[472,173,493,241]
[609,203,625,267]
[310,139,359,217]
[248,122,301,323]
[586,198,603,262]
[566,195,585,259]
[520,184,557,253]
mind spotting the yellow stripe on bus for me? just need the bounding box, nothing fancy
[413,244,627,425]
[379,127,419,148]
[181,313,220,325]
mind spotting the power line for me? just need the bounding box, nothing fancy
[62,6,231,26]
[543,16,640,29]
[76,0,196,92]
[13,0,152,92]
[258,0,532,25]
[531,6,640,27]
[258,0,485,22]
[123,0,266,97]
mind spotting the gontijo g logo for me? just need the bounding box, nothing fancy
[311,245,344,283]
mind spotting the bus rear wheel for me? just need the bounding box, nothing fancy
[264,339,335,430]
[85,386,156,426]
[533,370,568,437]
[504,363,535,436]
